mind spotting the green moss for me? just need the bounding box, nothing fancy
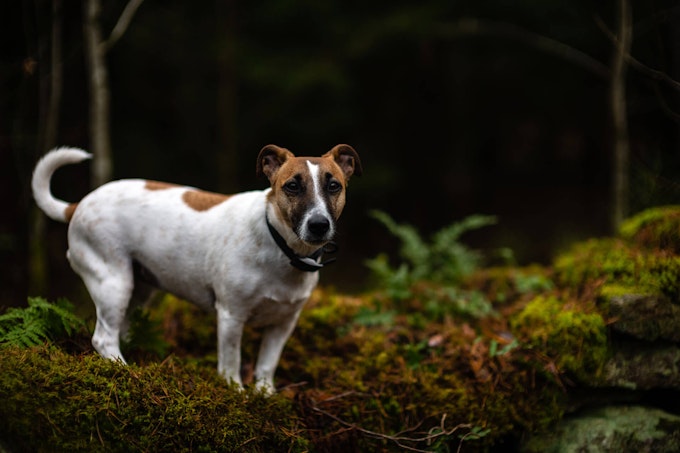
[2,288,579,451]
[510,296,608,383]
[281,291,567,451]
[619,205,680,253]
[0,346,306,452]
[148,293,217,357]
[463,265,554,304]
[553,238,680,302]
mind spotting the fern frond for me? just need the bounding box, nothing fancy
[366,210,499,318]
[0,297,86,348]
[369,210,430,279]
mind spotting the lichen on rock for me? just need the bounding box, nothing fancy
[522,405,680,453]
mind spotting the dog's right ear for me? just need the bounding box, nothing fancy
[256,145,294,182]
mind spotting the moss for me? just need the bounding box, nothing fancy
[510,296,608,384]
[553,238,680,302]
[463,265,554,305]
[149,293,217,357]
[619,205,680,253]
[0,346,306,452]
[1,288,583,451]
[281,291,567,451]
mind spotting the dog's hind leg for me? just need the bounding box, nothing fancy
[67,246,134,364]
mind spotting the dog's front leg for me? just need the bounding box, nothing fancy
[216,306,245,389]
[254,310,302,394]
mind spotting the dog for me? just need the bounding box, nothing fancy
[32,144,362,393]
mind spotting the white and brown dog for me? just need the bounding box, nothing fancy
[32,144,362,393]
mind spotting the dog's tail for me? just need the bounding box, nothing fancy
[32,147,92,223]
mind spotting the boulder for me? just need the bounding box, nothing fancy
[599,344,680,390]
[522,405,680,453]
[608,293,680,343]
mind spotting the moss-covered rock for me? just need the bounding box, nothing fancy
[522,405,680,453]
[0,346,305,452]
[620,205,680,253]
[509,296,608,384]
[607,293,680,342]
[553,238,680,303]
[600,343,680,391]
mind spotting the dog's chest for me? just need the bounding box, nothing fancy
[247,295,307,327]
[237,267,317,327]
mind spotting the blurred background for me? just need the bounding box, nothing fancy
[1,0,679,307]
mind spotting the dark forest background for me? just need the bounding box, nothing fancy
[1,0,680,307]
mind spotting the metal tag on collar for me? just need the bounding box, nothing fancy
[296,256,324,271]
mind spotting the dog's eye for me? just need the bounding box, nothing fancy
[284,181,301,194]
[327,181,342,194]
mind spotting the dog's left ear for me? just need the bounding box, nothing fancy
[324,144,363,180]
[256,144,294,183]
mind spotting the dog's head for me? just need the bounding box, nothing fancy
[256,144,362,246]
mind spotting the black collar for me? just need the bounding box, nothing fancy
[265,215,337,272]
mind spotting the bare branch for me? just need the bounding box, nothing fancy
[435,18,610,80]
[311,400,473,452]
[595,15,680,93]
[102,0,144,52]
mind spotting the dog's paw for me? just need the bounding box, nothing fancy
[254,379,276,397]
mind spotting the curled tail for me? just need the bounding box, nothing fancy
[32,147,92,223]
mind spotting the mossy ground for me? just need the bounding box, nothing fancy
[2,206,677,452]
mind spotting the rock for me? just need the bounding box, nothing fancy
[607,293,680,342]
[522,405,680,453]
[599,343,680,390]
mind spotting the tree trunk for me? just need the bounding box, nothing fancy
[83,0,112,188]
[610,0,632,230]
[29,0,63,296]
[216,0,239,193]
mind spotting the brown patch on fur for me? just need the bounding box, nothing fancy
[182,190,231,212]
[64,203,78,222]
[145,180,179,191]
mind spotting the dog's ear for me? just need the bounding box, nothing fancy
[324,144,362,180]
[256,145,294,182]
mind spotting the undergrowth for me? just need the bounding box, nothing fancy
[4,205,676,451]
[365,210,498,320]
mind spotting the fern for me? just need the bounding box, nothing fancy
[0,297,86,348]
[367,210,496,287]
[365,211,497,319]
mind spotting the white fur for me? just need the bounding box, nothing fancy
[32,147,92,222]
[299,161,335,242]
[32,148,332,394]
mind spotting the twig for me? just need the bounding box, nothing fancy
[275,380,309,392]
[311,404,472,452]
[317,390,363,404]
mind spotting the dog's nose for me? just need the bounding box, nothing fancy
[308,215,330,236]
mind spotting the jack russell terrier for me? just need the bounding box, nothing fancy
[32,144,362,393]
